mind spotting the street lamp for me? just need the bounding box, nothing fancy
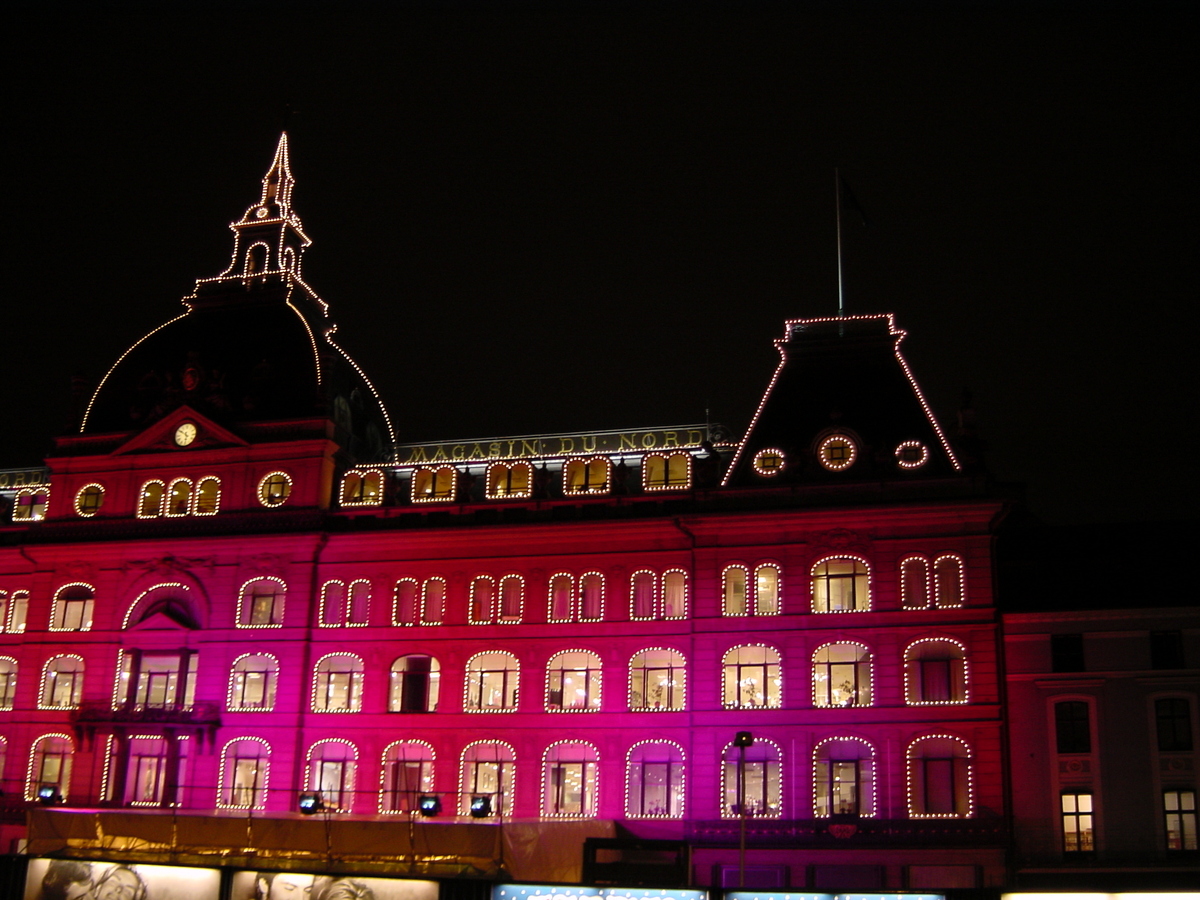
[734,731,754,888]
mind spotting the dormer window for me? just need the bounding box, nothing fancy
[564,457,611,496]
[411,467,456,503]
[486,462,532,499]
[342,470,383,506]
[12,489,48,521]
[643,453,691,491]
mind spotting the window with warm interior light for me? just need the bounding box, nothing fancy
[228,654,278,711]
[381,740,435,813]
[119,651,196,710]
[307,740,357,811]
[13,489,49,521]
[3,590,28,633]
[812,557,869,612]
[219,738,269,809]
[486,462,532,499]
[0,657,17,710]
[312,654,364,712]
[722,563,782,616]
[464,651,519,711]
[643,452,691,491]
[543,741,599,817]
[629,648,686,711]
[138,481,165,518]
[814,738,875,817]
[342,469,384,506]
[411,466,456,502]
[721,738,781,818]
[1061,791,1094,853]
[75,484,105,517]
[51,584,95,631]
[237,577,285,627]
[389,655,440,712]
[908,736,972,817]
[905,639,968,704]
[546,650,602,711]
[722,645,781,709]
[813,643,872,707]
[460,741,514,816]
[1165,789,1198,851]
[564,457,611,495]
[626,741,685,818]
[27,734,73,801]
[39,656,84,709]
[258,472,292,507]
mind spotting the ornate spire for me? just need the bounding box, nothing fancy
[260,132,295,215]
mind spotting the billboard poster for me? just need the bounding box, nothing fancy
[25,860,220,900]
[230,872,438,900]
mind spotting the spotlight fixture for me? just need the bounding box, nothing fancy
[734,731,755,747]
[36,785,61,805]
[298,792,323,814]
[469,795,493,818]
[417,795,441,816]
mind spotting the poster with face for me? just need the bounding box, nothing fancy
[230,872,437,900]
[25,860,220,900]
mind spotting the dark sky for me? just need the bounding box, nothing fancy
[3,2,1194,526]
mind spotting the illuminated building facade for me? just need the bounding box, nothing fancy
[1,136,1009,891]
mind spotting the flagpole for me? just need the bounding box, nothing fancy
[835,167,845,318]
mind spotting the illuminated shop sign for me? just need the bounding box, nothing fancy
[397,427,708,465]
[25,859,220,900]
[0,468,49,489]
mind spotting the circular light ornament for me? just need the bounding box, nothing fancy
[752,448,786,476]
[818,434,857,471]
[255,207,269,218]
[895,440,930,469]
[174,422,197,447]
[258,471,293,508]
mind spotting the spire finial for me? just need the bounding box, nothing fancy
[260,132,294,213]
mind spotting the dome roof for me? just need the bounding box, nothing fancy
[80,135,393,461]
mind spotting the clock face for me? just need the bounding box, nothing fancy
[174,423,197,447]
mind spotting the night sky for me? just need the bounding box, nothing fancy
[4,2,1194,526]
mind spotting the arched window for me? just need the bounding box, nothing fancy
[470,576,495,623]
[470,574,520,624]
[347,580,370,625]
[546,650,602,711]
[486,462,532,499]
[814,737,875,817]
[629,648,686,711]
[312,654,364,712]
[218,738,270,809]
[3,590,28,633]
[627,741,685,818]
[307,740,357,811]
[40,656,84,709]
[13,488,49,521]
[422,577,446,624]
[721,737,782,818]
[393,578,419,625]
[908,735,973,817]
[460,741,514,816]
[813,643,872,707]
[564,457,611,495]
[643,452,692,491]
[138,480,165,518]
[464,651,519,711]
[342,469,384,506]
[165,478,193,516]
[27,734,73,801]
[0,657,17,709]
[245,243,268,275]
[75,483,105,517]
[237,577,285,627]
[258,471,292,507]
[411,466,456,502]
[51,583,95,631]
[580,571,604,620]
[321,580,368,627]
[499,575,523,621]
[905,639,969,704]
[722,645,781,709]
[934,554,965,607]
[812,556,870,612]
[548,573,574,622]
[123,582,198,630]
[900,556,931,609]
[228,654,279,711]
[381,740,435,813]
[0,737,6,786]
[543,741,599,817]
[194,476,221,515]
[630,569,688,620]
[722,564,781,616]
[389,655,440,712]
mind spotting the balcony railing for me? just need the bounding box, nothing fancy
[687,816,1007,846]
[72,701,222,727]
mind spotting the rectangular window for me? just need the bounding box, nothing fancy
[1061,791,1094,853]
[1051,633,1085,673]
[234,669,270,708]
[1151,631,1185,670]
[1164,789,1198,851]
[134,655,185,709]
[232,756,262,806]
[54,599,94,631]
[1156,698,1194,752]
[1055,700,1091,754]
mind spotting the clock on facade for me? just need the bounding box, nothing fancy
[174,422,198,447]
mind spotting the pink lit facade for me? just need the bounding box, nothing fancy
[0,137,1009,891]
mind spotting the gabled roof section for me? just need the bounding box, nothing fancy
[723,314,961,487]
[110,406,248,456]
